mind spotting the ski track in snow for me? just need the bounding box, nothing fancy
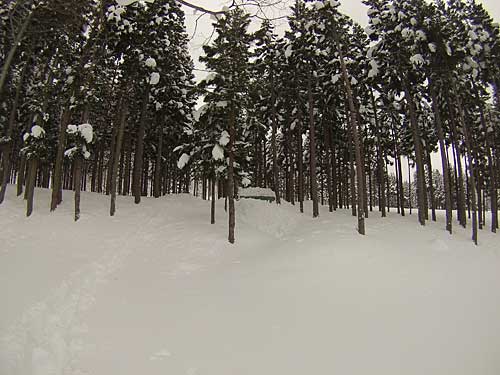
[1,195,165,375]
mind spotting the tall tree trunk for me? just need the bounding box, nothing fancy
[26,157,38,217]
[325,125,333,212]
[271,72,281,205]
[297,106,304,213]
[308,73,319,218]
[397,154,405,216]
[478,88,497,232]
[348,124,357,217]
[17,157,26,196]
[338,40,365,234]
[430,82,452,233]
[448,101,467,228]
[370,89,386,217]
[408,158,413,215]
[454,88,478,245]
[403,80,426,226]
[211,174,216,224]
[124,135,131,195]
[110,101,128,216]
[73,156,82,221]
[227,105,236,244]
[132,85,150,204]
[426,148,437,222]
[0,60,29,203]
[154,122,163,198]
[50,108,71,211]
[287,127,296,205]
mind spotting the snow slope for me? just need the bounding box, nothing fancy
[1,186,499,375]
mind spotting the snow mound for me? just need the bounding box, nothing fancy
[237,199,302,239]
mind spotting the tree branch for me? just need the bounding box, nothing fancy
[176,0,226,15]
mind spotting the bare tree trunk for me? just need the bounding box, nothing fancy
[454,88,478,245]
[403,80,426,226]
[271,72,281,204]
[17,156,26,196]
[426,148,436,222]
[73,156,82,221]
[297,106,304,213]
[26,157,38,217]
[228,105,236,244]
[154,121,163,198]
[211,175,216,224]
[50,108,71,211]
[430,82,452,233]
[325,125,333,212]
[0,60,28,203]
[448,101,467,228]
[308,73,319,218]
[110,101,128,216]
[408,158,413,215]
[396,154,411,216]
[370,89,386,217]
[338,50,364,234]
[132,85,150,204]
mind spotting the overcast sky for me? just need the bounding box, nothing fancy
[184,0,500,80]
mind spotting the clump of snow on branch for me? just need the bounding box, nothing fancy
[29,125,45,140]
[219,131,230,146]
[21,125,48,159]
[65,123,94,160]
[145,57,157,68]
[212,144,224,161]
[150,72,160,85]
[177,153,190,169]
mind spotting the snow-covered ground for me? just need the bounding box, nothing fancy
[1,186,499,375]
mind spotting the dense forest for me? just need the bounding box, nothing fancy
[0,0,498,245]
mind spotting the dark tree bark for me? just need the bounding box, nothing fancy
[50,108,71,210]
[338,41,365,234]
[430,82,452,233]
[454,89,478,245]
[211,174,216,224]
[426,148,436,222]
[271,72,281,204]
[110,101,128,216]
[73,156,83,221]
[0,59,30,204]
[307,73,319,218]
[153,121,163,198]
[403,80,426,226]
[370,89,386,217]
[297,105,304,213]
[448,101,467,228]
[132,85,150,204]
[26,158,38,217]
[227,105,236,244]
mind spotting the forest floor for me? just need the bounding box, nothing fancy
[1,185,499,375]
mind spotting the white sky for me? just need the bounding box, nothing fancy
[182,0,499,179]
[183,0,500,81]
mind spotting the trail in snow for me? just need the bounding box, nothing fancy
[1,191,167,374]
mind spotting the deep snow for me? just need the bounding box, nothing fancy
[1,186,499,375]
